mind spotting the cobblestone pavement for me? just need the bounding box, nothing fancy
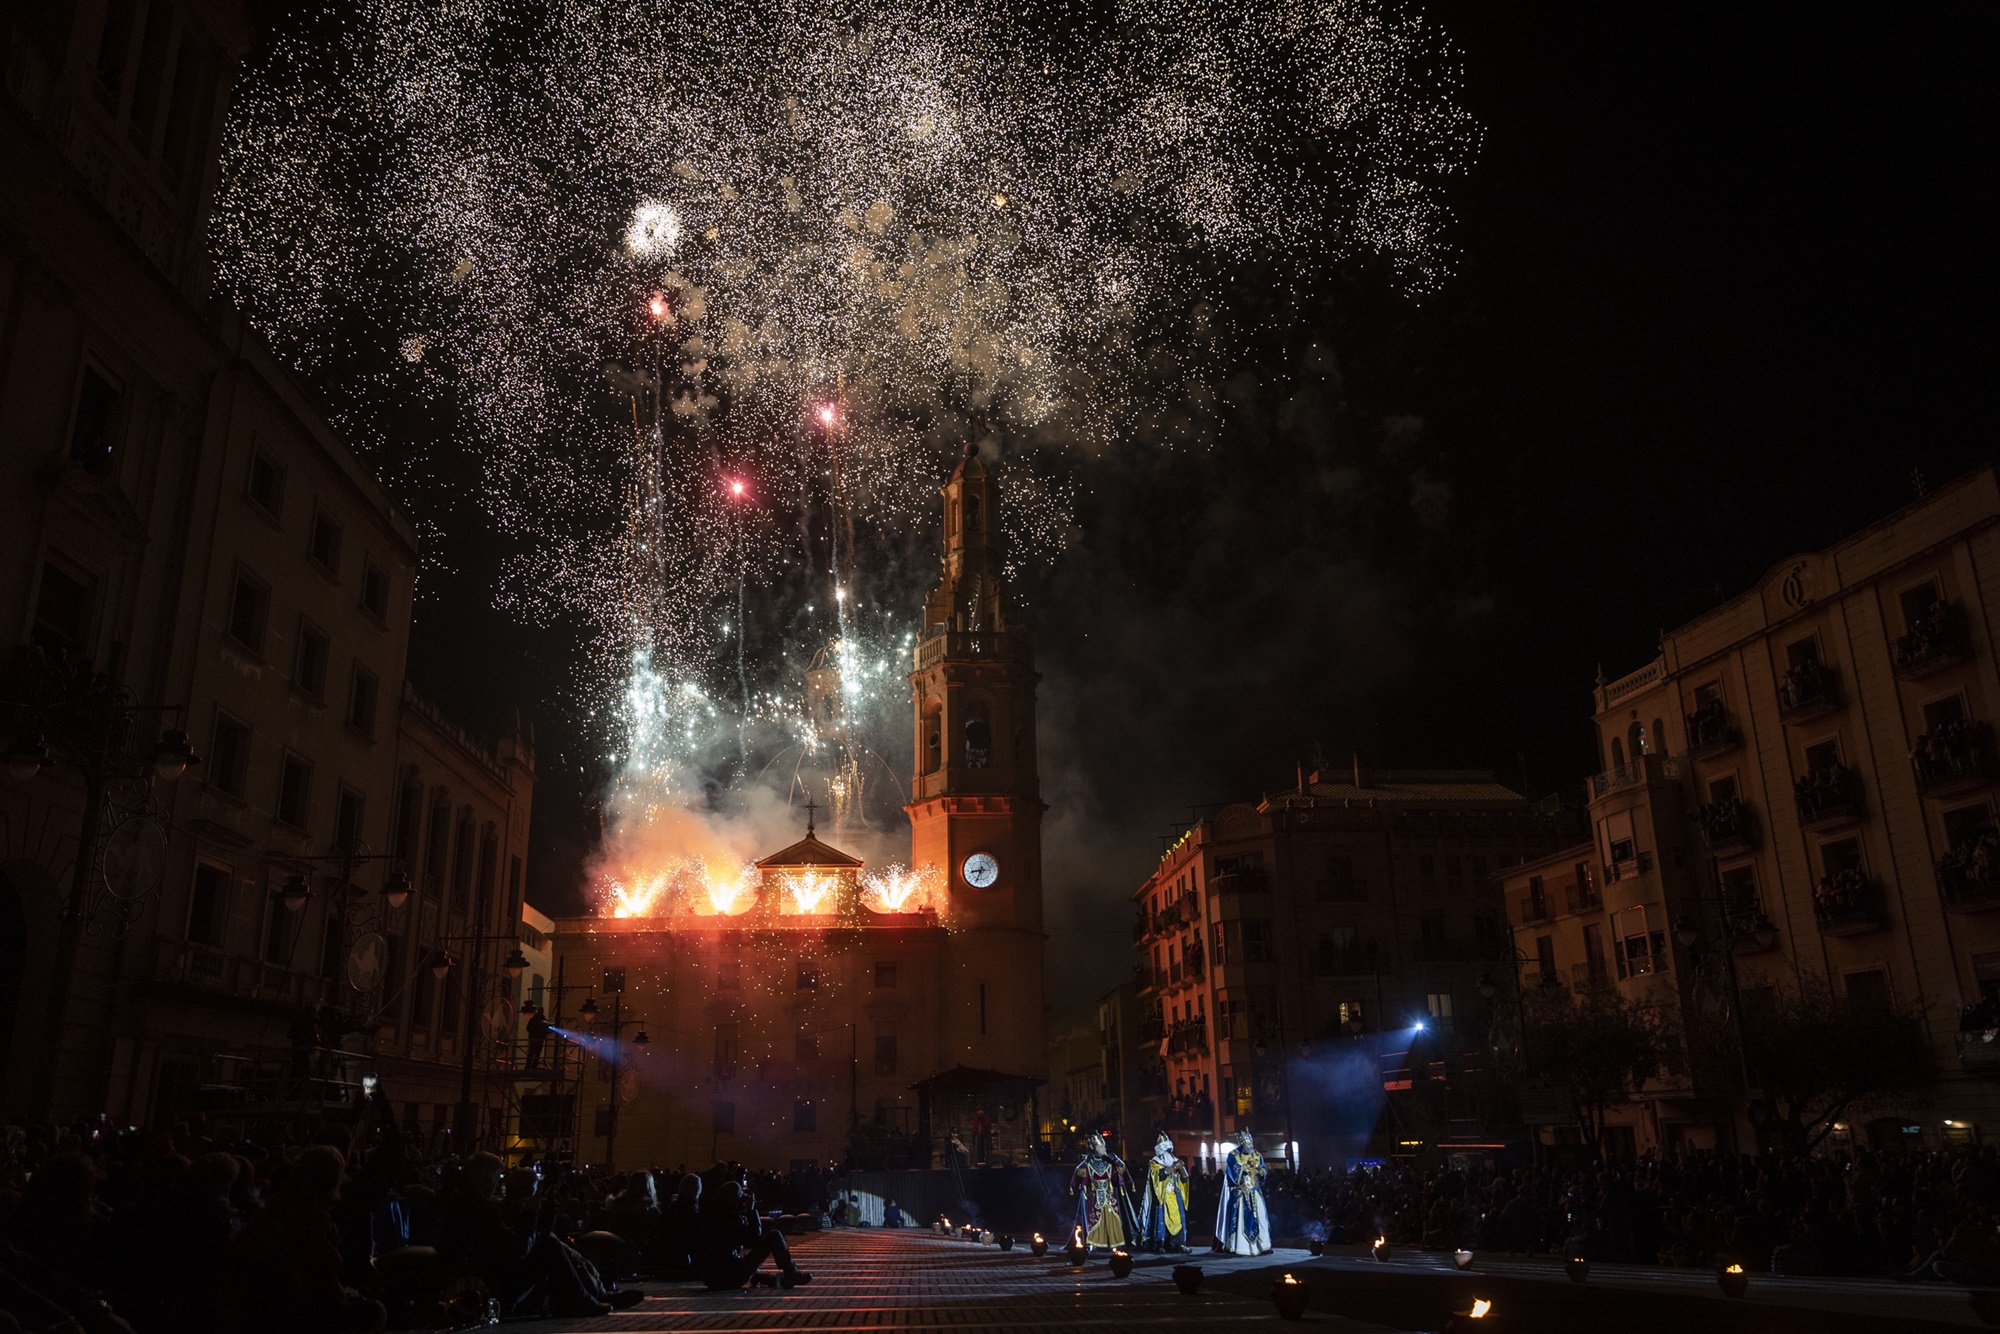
[521,1231,1406,1334]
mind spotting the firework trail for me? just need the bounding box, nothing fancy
[212,0,1476,911]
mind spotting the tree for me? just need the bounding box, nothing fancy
[1742,985,1935,1151]
[1522,988,1675,1157]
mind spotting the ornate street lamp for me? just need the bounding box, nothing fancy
[150,729,200,781]
[501,945,529,979]
[279,872,312,913]
[381,868,412,910]
[5,733,49,782]
[430,951,455,980]
[578,995,600,1020]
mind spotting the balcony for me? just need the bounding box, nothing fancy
[1518,891,1552,925]
[1892,601,1971,680]
[1795,763,1863,830]
[1310,941,1378,976]
[1589,753,1682,799]
[1571,960,1613,994]
[1685,703,1742,758]
[1212,867,1270,895]
[1959,1027,2000,1075]
[151,936,333,1010]
[1132,915,1149,943]
[1139,1013,1165,1044]
[1915,719,1996,797]
[1604,850,1654,883]
[1565,877,1603,914]
[1777,660,1843,721]
[1938,847,2000,912]
[1164,1017,1209,1055]
[1813,874,1886,937]
[1724,901,1780,953]
[1694,797,1758,852]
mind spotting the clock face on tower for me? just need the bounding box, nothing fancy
[962,851,1000,889]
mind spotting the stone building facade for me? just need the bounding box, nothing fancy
[1130,768,1567,1169]
[1505,465,2000,1155]
[0,1,535,1139]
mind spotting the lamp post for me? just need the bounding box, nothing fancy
[265,847,415,1029]
[577,991,648,1169]
[1673,881,1761,1151]
[432,926,531,1152]
[1481,945,1563,1162]
[4,650,200,1120]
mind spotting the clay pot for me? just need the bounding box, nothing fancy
[1565,1255,1589,1283]
[1271,1276,1310,1321]
[1171,1264,1203,1296]
[1109,1250,1133,1278]
[998,1234,1015,1252]
[1453,1250,1475,1271]
[1716,1264,1749,1299]
[1030,1235,1049,1257]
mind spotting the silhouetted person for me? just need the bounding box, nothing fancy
[693,1180,811,1289]
[525,1007,550,1068]
[221,1145,385,1333]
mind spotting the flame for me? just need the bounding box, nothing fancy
[1072,1226,1084,1247]
[863,863,942,913]
[785,870,837,913]
[1033,1233,1043,1243]
[1281,1273,1301,1286]
[1724,1264,1743,1275]
[1374,1236,1387,1248]
[1470,1298,1491,1318]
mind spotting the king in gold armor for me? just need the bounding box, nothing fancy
[1138,1133,1190,1251]
[1070,1132,1137,1250]
[1215,1129,1272,1256]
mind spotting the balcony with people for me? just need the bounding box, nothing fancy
[1685,696,1742,758]
[1959,999,2000,1072]
[1518,883,1552,925]
[1913,716,1995,796]
[1813,866,1886,936]
[1693,794,1758,851]
[1938,827,2000,912]
[1564,865,1602,914]
[1721,874,1779,953]
[1211,860,1270,896]
[1795,760,1863,829]
[1163,1015,1209,1055]
[1162,1083,1216,1131]
[1778,657,1843,720]
[1892,597,1970,679]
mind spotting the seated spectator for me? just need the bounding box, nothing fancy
[435,1152,641,1318]
[884,1198,905,1228]
[649,1174,702,1278]
[219,1145,385,1334]
[693,1179,812,1290]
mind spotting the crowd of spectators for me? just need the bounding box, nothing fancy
[1178,1144,2000,1281]
[0,1099,840,1331]
[1793,761,1856,822]
[1938,828,2000,895]
[1913,716,1991,787]
[1813,866,1873,919]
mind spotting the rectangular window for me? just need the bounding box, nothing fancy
[1242,919,1273,962]
[717,958,741,990]
[263,892,291,964]
[32,562,94,658]
[796,960,819,991]
[602,966,626,994]
[507,854,523,929]
[248,448,285,516]
[1418,855,1436,880]
[1821,837,1863,877]
[294,620,329,698]
[208,712,248,797]
[1535,933,1557,983]
[713,1101,735,1134]
[1804,739,1842,773]
[450,812,473,913]
[1426,992,1454,1026]
[362,560,390,621]
[227,570,270,657]
[1786,635,1821,669]
[1611,905,1666,979]
[793,1099,817,1133]
[394,781,423,860]
[1924,695,1968,732]
[69,365,122,471]
[1320,853,1363,901]
[795,1032,819,1061]
[1846,969,1890,1006]
[714,1023,739,1077]
[1900,578,1943,632]
[874,1025,898,1076]
[1582,922,1607,973]
[126,0,170,148]
[1947,803,1996,848]
[441,967,461,1033]
[1336,999,1365,1028]
[97,0,138,98]
[874,961,897,988]
[425,799,450,894]
[160,29,215,190]
[347,663,379,738]
[335,787,365,851]
[187,863,228,947]
[310,507,344,576]
[276,753,313,830]
[1419,913,1447,944]
[1709,774,1739,804]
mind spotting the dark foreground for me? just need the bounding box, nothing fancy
[524,1230,1997,1334]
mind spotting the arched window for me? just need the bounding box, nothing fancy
[424,794,451,895]
[965,492,981,532]
[964,700,991,769]
[1628,721,1648,757]
[1651,718,1667,756]
[921,706,942,775]
[1610,737,1626,769]
[450,808,475,913]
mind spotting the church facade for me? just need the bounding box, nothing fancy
[546,449,1048,1170]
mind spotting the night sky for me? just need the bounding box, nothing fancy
[363,3,1997,1014]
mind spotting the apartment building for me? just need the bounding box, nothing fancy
[0,2,535,1138]
[1130,766,1567,1167]
[1507,466,2000,1154]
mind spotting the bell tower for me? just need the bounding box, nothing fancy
[907,446,1045,1074]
